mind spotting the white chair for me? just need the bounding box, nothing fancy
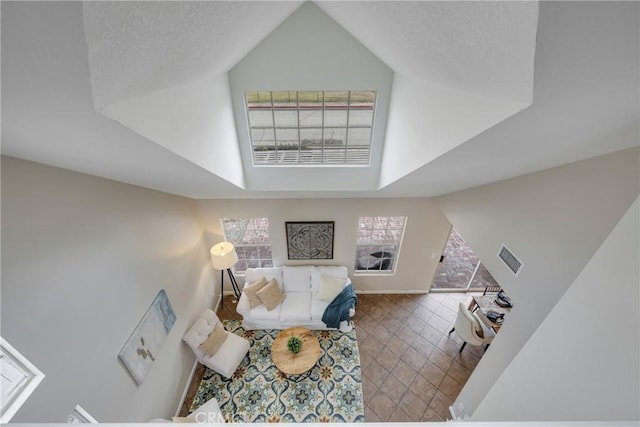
[448,303,495,353]
[188,397,225,423]
[182,309,250,378]
[148,397,224,423]
[482,284,502,295]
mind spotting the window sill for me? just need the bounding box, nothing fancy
[353,271,396,277]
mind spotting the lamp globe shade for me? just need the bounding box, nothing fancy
[210,242,238,270]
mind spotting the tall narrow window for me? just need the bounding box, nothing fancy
[221,218,272,274]
[246,90,375,166]
[354,216,407,274]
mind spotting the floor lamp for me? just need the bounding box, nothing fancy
[210,242,241,309]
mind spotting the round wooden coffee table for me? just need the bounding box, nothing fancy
[272,327,321,381]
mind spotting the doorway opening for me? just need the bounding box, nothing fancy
[432,227,499,292]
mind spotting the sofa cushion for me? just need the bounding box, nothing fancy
[200,331,251,379]
[243,276,268,308]
[244,302,281,322]
[310,297,331,322]
[184,310,228,355]
[315,274,347,301]
[200,309,221,327]
[279,292,312,322]
[257,279,286,311]
[183,318,212,352]
[282,266,312,292]
[311,266,348,293]
[245,268,283,290]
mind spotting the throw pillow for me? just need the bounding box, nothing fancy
[243,276,268,309]
[198,322,228,356]
[256,279,286,311]
[315,274,346,302]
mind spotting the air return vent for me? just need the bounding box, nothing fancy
[498,244,523,276]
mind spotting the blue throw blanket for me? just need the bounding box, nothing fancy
[322,283,357,329]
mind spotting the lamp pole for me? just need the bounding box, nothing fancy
[211,242,240,310]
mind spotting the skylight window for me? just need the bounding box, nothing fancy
[245,90,375,166]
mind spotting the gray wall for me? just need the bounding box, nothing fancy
[473,197,639,421]
[435,147,640,418]
[195,197,452,293]
[1,157,216,422]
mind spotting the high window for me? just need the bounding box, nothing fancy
[245,90,375,166]
[221,218,272,274]
[354,216,407,274]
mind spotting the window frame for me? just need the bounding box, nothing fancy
[220,217,273,275]
[353,216,407,276]
[245,90,376,167]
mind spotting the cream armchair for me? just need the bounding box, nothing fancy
[182,309,250,378]
[148,397,224,423]
[449,303,495,354]
[186,397,225,423]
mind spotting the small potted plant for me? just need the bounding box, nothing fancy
[287,336,302,355]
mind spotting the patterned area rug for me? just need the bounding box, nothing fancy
[189,320,364,423]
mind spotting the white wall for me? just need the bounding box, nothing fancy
[1,157,216,422]
[378,73,528,189]
[102,72,245,189]
[195,197,451,293]
[435,147,640,417]
[472,197,639,421]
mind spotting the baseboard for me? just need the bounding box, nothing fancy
[175,359,199,417]
[430,288,470,294]
[355,289,429,295]
[213,294,222,312]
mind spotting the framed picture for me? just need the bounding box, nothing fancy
[118,289,176,386]
[0,337,45,423]
[285,221,334,260]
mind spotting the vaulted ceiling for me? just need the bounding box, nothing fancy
[2,1,638,198]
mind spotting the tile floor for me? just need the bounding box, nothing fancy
[187,291,485,422]
[353,292,483,422]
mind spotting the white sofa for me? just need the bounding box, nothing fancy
[236,265,355,331]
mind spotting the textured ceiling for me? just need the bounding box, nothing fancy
[83,1,302,110]
[80,0,537,192]
[1,1,638,199]
[317,1,538,102]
